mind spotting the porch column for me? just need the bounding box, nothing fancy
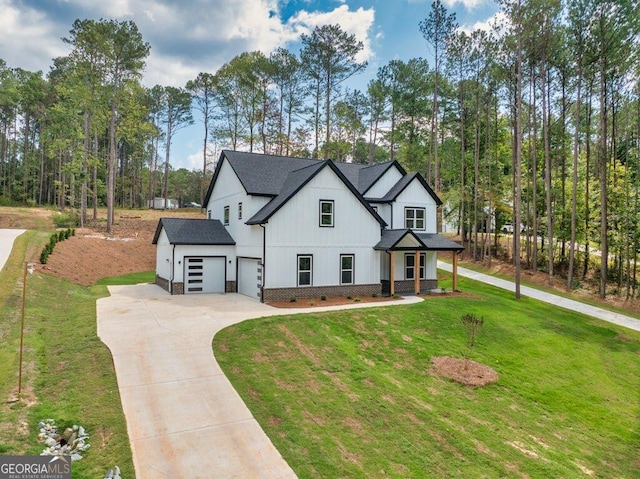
[389,251,395,296]
[452,251,458,291]
[414,250,420,295]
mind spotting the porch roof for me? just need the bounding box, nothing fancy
[375,229,463,252]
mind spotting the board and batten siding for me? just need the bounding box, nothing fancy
[364,165,403,198]
[155,228,173,281]
[207,158,268,259]
[391,179,439,233]
[264,167,381,289]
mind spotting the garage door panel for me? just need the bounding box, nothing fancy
[238,258,260,299]
[185,257,225,294]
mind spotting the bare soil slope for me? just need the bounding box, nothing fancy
[0,207,203,286]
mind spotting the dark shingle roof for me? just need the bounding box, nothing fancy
[375,230,464,251]
[415,233,464,251]
[374,229,426,250]
[246,162,325,225]
[152,218,235,245]
[203,151,318,203]
[247,160,386,226]
[370,172,443,205]
[204,151,405,205]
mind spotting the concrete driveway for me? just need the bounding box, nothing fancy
[97,284,419,478]
[0,229,25,271]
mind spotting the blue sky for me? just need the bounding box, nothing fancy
[0,0,499,169]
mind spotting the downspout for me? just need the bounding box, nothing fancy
[170,244,175,294]
[260,224,266,303]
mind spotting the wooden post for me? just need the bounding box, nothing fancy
[389,251,395,296]
[18,261,27,396]
[414,250,420,294]
[452,251,458,291]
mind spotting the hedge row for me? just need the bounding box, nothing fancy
[40,228,75,264]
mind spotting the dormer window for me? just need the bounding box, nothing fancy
[319,200,334,227]
[405,207,425,230]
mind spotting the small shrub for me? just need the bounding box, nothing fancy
[320,295,327,301]
[393,294,400,299]
[346,295,352,300]
[372,293,378,298]
[289,297,297,303]
[52,211,79,228]
[353,297,361,302]
[58,231,65,242]
[460,313,484,359]
[40,250,49,264]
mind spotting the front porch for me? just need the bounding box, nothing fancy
[376,229,464,296]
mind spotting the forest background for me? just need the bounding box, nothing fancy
[0,0,639,300]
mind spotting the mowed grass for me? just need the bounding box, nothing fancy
[215,276,640,479]
[0,232,135,478]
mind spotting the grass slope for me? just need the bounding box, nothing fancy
[215,276,640,479]
[0,232,135,478]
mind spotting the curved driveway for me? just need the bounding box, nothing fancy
[97,285,420,479]
[0,229,25,271]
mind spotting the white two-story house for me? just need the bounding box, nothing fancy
[153,150,463,301]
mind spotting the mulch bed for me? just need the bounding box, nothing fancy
[431,356,499,387]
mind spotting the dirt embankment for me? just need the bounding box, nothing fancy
[0,207,204,286]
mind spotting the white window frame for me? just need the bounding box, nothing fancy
[405,207,426,230]
[223,206,230,225]
[297,255,313,286]
[340,254,354,285]
[319,200,334,227]
[238,202,243,220]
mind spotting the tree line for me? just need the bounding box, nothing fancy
[0,0,639,299]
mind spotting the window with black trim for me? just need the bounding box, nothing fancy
[223,206,229,225]
[405,207,425,230]
[298,255,312,286]
[340,254,354,285]
[319,200,334,227]
[405,253,426,279]
[238,202,243,219]
[372,205,378,213]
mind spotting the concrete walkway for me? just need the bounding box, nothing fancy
[438,261,640,332]
[97,285,421,479]
[0,229,25,272]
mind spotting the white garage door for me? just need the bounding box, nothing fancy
[238,258,261,299]
[184,257,225,294]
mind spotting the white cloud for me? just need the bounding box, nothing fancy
[0,0,377,87]
[459,11,508,36]
[0,0,69,72]
[286,5,376,64]
[442,0,486,9]
[408,0,488,9]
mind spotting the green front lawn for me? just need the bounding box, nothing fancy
[215,275,640,478]
[0,232,136,478]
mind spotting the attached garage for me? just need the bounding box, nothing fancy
[237,257,261,300]
[153,218,236,295]
[184,257,226,294]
